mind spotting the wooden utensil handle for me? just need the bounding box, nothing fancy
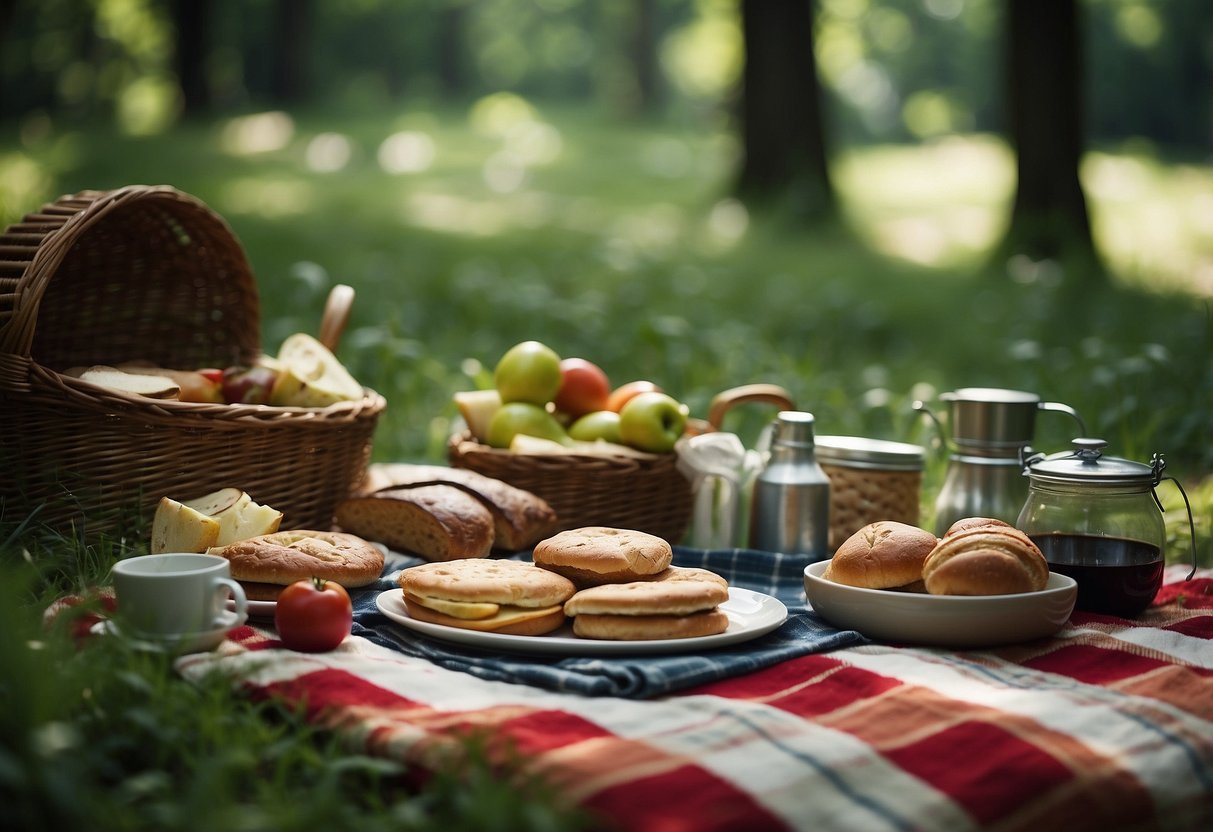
[319,284,355,351]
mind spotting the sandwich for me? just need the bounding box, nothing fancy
[398,558,577,636]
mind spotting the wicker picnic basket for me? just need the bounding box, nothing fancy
[0,185,385,538]
[448,383,794,543]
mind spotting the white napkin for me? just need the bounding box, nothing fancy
[676,432,764,549]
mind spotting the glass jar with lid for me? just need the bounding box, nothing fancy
[1017,438,1196,617]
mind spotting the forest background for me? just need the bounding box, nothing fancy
[2,0,1211,550]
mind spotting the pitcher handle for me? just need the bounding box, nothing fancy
[912,399,949,452]
[1038,400,1087,437]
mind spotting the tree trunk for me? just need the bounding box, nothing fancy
[998,0,1102,278]
[630,0,660,115]
[734,0,834,221]
[171,0,212,114]
[271,0,311,104]
[436,2,468,98]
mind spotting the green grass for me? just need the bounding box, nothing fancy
[1,102,1211,829]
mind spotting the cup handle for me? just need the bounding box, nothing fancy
[214,577,248,628]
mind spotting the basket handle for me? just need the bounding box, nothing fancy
[707,383,795,430]
[318,284,355,351]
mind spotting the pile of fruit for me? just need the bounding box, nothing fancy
[454,341,690,454]
[65,333,364,408]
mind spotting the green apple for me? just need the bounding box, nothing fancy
[568,410,623,444]
[618,391,690,453]
[486,401,570,449]
[493,340,562,404]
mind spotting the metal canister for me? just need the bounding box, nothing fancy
[814,435,926,552]
[748,411,830,561]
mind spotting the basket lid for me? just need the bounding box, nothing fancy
[0,185,261,371]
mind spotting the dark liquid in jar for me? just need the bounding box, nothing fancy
[1032,533,1163,617]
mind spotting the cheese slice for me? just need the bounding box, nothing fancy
[404,591,499,620]
[403,598,565,631]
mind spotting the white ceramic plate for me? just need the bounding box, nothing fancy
[375,587,789,656]
[92,612,246,654]
[803,560,1077,648]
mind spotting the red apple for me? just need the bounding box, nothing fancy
[221,365,279,404]
[553,358,611,418]
[606,380,662,413]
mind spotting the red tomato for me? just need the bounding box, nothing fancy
[274,578,353,653]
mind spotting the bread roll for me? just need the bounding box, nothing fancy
[209,530,385,599]
[335,485,494,561]
[360,463,558,550]
[532,526,672,587]
[824,521,938,589]
[942,516,1013,538]
[922,525,1049,595]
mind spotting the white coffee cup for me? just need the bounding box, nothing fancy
[111,553,247,642]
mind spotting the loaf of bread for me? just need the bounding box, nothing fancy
[923,524,1049,596]
[335,485,495,561]
[360,463,558,550]
[823,521,939,590]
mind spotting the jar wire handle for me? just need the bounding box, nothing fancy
[1155,473,1198,581]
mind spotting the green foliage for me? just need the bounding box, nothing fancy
[0,546,591,832]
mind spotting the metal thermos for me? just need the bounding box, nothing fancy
[914,387,1086,535]
[748,411,830,560]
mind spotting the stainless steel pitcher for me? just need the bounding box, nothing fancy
[914,387,1086,535]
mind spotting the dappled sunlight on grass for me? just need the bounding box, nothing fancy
[834,135,1213,293]
[220,177,314,217]
[1084,152,1213,295]
[219,111,295,156]
[834,135,1013,268]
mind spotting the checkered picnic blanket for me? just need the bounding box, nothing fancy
[177,557,1213,832]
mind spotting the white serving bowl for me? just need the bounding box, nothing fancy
[803,560,1077,648]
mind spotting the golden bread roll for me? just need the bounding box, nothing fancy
[563,566,731,641]
[360,463,558,550]
[532,526,673,587]
[208,530,385,599]
[922,525,1049,595]
[823,521,939,590]
[942,516,1014,538]
[398,558,577,636]
[335,485,494,561]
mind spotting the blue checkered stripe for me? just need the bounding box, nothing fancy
[351,547,863,699]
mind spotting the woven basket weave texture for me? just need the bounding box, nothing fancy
[449,433,693,543]
[0,185,384,537]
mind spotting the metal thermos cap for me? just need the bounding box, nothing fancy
[771,411,817,447]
